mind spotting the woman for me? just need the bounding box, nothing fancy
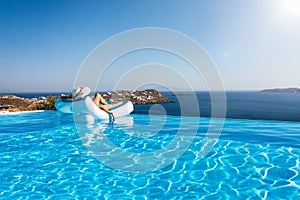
[93,93,122,121]
[63,87,120,121]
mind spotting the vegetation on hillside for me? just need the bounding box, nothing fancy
[34,95,58,110]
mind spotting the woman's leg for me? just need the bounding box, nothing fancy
[100,104,113,112]
[100,104,115,121]
[93,93,124,121]
[93,93,108,105]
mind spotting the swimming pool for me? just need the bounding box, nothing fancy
[0,111,299,199]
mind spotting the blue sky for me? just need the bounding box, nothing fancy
[1,0,300,92]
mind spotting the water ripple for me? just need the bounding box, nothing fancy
[0,112,299,199]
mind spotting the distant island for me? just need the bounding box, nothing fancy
[0,89,171,112]
[261,87,300,93]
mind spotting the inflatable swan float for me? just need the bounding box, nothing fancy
[55,87,134,119]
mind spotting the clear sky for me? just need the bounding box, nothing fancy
[1,0,300,92]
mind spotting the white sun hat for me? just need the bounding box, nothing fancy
[72,87,91,100]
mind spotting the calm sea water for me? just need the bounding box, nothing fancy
[0,111,299,199]
[136,91,300,122]
[3,91,300,122]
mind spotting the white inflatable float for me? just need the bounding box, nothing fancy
[84,96,133,119]
[55,96,134,119]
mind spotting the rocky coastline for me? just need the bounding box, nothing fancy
[0,95,57,112]
[101,89,171,104]
[261,87,300,93]
[0,89,171,113]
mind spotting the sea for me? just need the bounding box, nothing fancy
[3,91,300,122]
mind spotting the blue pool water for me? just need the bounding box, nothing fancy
[0,111,299,199]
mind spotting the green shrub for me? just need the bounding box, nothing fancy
[35,95,59,110]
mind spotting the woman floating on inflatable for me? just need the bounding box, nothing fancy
[92,92,123,121]
[56,87,133,121]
